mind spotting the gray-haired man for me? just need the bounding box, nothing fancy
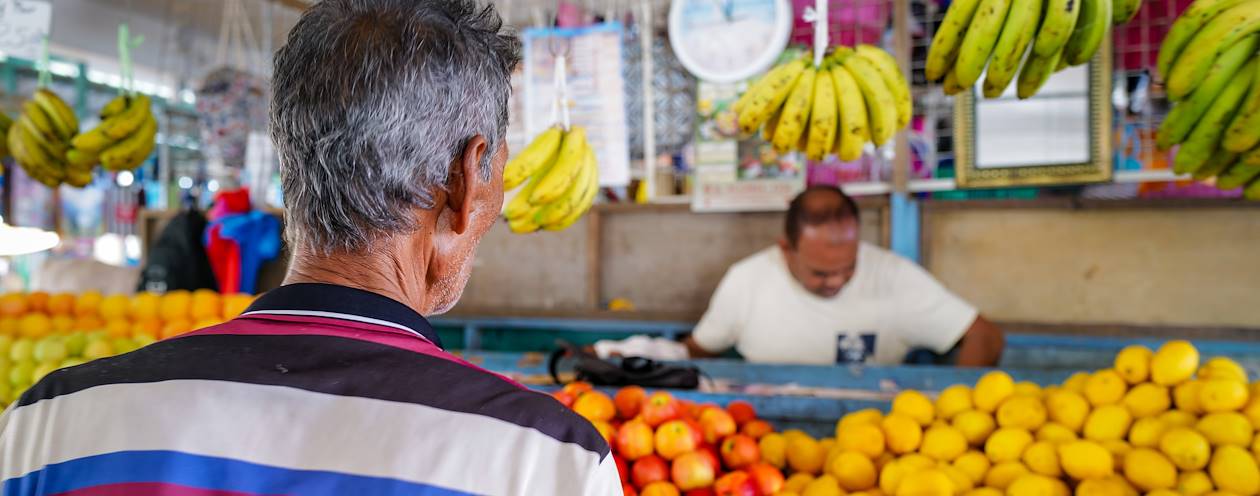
[0,1,622,494]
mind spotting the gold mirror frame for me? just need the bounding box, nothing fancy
[953,45,1114,188]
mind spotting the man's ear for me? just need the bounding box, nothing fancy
[777,236,792,254]
[447,135,489,235]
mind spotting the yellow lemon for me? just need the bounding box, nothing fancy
[893,390,936,426]
[1176,470,1215,496]
[964,488,1003,496]
[158,290,191,321]
[975,371,1016,413]
[1209,445,1260,495]
[954,410,997,445]
[1113,345,1153,384]
[1151,340,1199,386]
[1058,440,1114,480]
[896,469,954,496]
[786,473,816,493]
[882,413,924,454]
[98,294,129,321]
[74,291,103,317]
[983,461,1028,490]
[953,451,991,484]
[1035,423,1078,443]
[1122,448,1176,491]
[838,422,886,459]
[1014,381,1043,397]
[900,453,937,471]
[1074,477,1136,496]
[788,435,827,474]
[1121,382,1169,418]
[760,432,788,468]
[1158,409,1197,428]
[1199,357,1248,382]
[1145,491,1178,496]
[129,292,160,321]
[996,395,1047,430]
[1127,417,1167,448]
[1083,405,1131,441]
[829,450,877,491]
[879,460,906,494]
[985,428,1033,463]
[839,408,884,432]
[1175,379,1206,414]
[1021,441,1061,477]
[1100,439,1132,468]
[1084,370,1128,407]
[921,424,969,461]
[1062,372,1090,393]
[802,474,843,496]
[937,384,974,420]
[1046,390,1090,432]
[1159,426,1211,470]
[1199,379,1250,413]
[1196,412,1254,447]
[1006,474,1067,496]
[1242,396,1260,430]
[939,464,974,492]
[819,437,836,455]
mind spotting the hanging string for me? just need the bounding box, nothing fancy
[36,37,51,88]
[117,24,144,96]
[802,0,830,67]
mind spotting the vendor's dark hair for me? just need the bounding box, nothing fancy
[784,186,861,247]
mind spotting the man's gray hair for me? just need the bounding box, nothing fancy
[271,0,522,255]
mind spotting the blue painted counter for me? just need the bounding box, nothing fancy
[1001,334,1260,376]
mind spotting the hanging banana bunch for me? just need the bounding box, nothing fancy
[68,93,157,174]
[8,89,82,188]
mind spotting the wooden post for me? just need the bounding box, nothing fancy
[585,208,603,310]
[891,0,912,193]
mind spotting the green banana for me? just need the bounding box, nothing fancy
[1192,148,1239,180]
[983,0,1045,98]
[1063,0,1112,66]
[842,54,898,146]
[33,89,78,140]
[1215,161,1260,189]
[1173,60,1256,174]
[1242,146,1260,166]
[1112,0,1141,25]
[1017,49,1066,99]
[535,145,596,227]
[529,126,587,204]
[1157,0,1250,80]
[99,114,158,171]
[737,59,807,134]
[0,111,12,131]
[926,0,985,81]
[1033,0,1084,58]
[1165,1,1260,101]
[1222,60,1260,152]
[1245,177,1260,200]
[854,45,912,130]
[503,126,563,191]
[1157,35,1258,150]
[955,0,1014,87]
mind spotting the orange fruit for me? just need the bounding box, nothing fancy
[0,317,18,335]
[104,319,132,338]
[160,319,193,340]
[573,391,616,422]
[99,294,129,320]
[46,293,74,316]
[50,315,74,333]
[130,292,160,321]
[73,315,104,331]
[74,291,103,317]
[132,319,162,340]
[25,291,49,313]
[192,318,223,331]
[190,289,222,320]
[159,291,192,321]
[18,313,53,338]
[0,293,28,317]
[222,293,254,319]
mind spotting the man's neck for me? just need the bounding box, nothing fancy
[283,237,433,316]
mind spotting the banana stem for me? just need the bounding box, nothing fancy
[804,0,830,67]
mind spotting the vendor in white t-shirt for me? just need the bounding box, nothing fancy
[684,186,1004,366]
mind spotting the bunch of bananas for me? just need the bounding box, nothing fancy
[733,45,911,162]
[926,0,1135,98]
[502,125,600,233]
[1156,0,1260,199]
[69,94,156,174]
[6,89,88,187]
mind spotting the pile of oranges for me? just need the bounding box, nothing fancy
[0,289,255,341]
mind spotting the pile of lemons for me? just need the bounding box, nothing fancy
[757,340,1259,495]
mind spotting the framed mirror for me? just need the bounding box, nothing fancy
[953,46,1113,188]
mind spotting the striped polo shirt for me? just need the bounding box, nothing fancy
[0,283,620,495]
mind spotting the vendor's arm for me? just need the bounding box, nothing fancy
[955,314,1004,367]
[685,268,749,359]
[887,251,1003,367]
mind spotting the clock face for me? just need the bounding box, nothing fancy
[668,0,794,83]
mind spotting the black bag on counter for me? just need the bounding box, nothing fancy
[548,342,701,389]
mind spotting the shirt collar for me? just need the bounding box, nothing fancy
[243,283,442,348]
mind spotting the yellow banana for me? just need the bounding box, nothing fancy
[1033,0,1084,58]
[508,207,541,234]
[534,144,596,226]
[33,89,78,140]
[545,151,600,231]
[1215,161,1260,189]
[1157,0,1249,81]
[1192,148,1239,180]
[771,67,817,153]
[854,45,911,130]
[0,111,12,131]
[1063,0,1112,66]
[1165,1,1260,101]
[99,95,152,140]
[100,114,158,171]
[738,59,807,134]
[926,0,985,81]
[12,123,66,184]
[1241,146,1260,166]
[529,127,588,204]
[842,54,897,146]
[66,148,99,170]
[762,107,784,142]
[21,101,59,140]
[942,68,965,96]
[64,168,93,188]
[1173,60,1256,174]
[1112,0,1141,24]
[983,0,1045,97]
[829,65,869,162]
[1245,176,1260,200]
[956,0,1014,87]
[1158,35,1258,150]
[1222,59,1260,152]
[17,113,67,157]
[504,126,563,190]
[1017,49,1065,99]
[805,64,838,161]
[100,95,128,120]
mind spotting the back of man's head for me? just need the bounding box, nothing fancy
[271,0,521,255]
